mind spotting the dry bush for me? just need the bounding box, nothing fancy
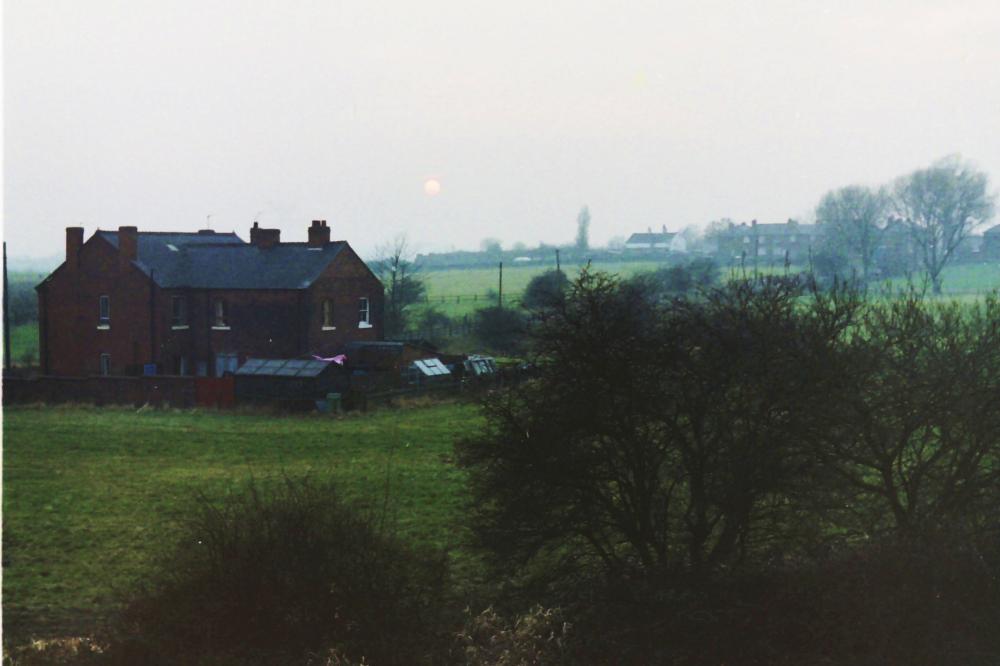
[2,637,104,666]
[455,606,571,666]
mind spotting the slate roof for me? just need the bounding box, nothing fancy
[983,224,1000,236]
[97,231,347,289]
[751,223,817,236]
[626,232,675,244]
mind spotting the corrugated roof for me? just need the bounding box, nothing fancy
[97,231,346,289]
[236,358,332,377]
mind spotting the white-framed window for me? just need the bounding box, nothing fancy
[213,299,228,328]
[99,295,110,325]
[99,353,111,376]
[358,297,371,328]
[322,299,335,329]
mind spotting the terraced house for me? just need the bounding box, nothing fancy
[36,220,383,377]
[717,219,818,265]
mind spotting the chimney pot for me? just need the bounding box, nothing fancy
[308,219,331,247]
[66,227,84,272]
[250,224,281,249]
[118,225,138,269]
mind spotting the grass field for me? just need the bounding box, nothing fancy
[415,260,1000,320]
[7,323,38,366]
[2,402,483,642]
[415,259,672,318]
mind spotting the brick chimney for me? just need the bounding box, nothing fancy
[250,222,281,249]
[308,220,330,248]
[118,226,138,270]
[66,227,84,272]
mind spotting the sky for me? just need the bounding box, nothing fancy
[4,0,1000,260]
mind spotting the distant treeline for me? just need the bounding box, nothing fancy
[5,275,42,327]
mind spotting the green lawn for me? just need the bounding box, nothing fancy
[2,403,482,642]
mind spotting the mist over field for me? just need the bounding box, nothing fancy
[5,0,1000,259]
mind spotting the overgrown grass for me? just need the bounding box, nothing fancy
[2,402,483,643]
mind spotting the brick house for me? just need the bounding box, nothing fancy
[982,225,1000,262]
[625,226,675,250]
[36,220,384,377]
[716,219,817,265]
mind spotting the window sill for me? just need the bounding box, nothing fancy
[97,324,110,330]
[211,326,231,331]
[322,326,337,331]
[171,325,190,330]
[358,322,372,329]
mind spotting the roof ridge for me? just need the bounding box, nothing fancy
[98,230,241,236]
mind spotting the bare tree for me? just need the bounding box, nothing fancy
[815,185,890,281]
[894,156,995,293]
[372,235,426,337]
[822,290,1000,537]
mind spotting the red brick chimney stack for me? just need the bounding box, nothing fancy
[66,227,84,272]
[308,220,330,248]
[118,226,138,270]
[250,221,281,249]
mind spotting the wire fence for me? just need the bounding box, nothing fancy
[419,291,526,305]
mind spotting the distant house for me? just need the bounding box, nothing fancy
[983,225,1000,261]
[871,218,919,276]
[625,225,675,250]
[716,219,817,265]
[954,234,985,263]
[36,220,383,377]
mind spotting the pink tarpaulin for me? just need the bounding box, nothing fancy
[312,354,346,365]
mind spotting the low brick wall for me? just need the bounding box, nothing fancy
[3,375,198,408]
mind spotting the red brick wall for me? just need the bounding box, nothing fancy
[305,245,385,356]
[158,288,305,374]
[39,236,154,376]
[2,375,197,407]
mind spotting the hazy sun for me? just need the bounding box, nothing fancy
[424,178,442,196]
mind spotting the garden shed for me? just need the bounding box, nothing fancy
[234,358,348,406]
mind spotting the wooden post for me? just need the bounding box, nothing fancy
[556,248,561,273]
[3,242,10,370]
[149,269,156,373]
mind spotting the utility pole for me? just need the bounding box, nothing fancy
[498,261,503,308]
[555,248,561,273]
[3,242,10,371]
